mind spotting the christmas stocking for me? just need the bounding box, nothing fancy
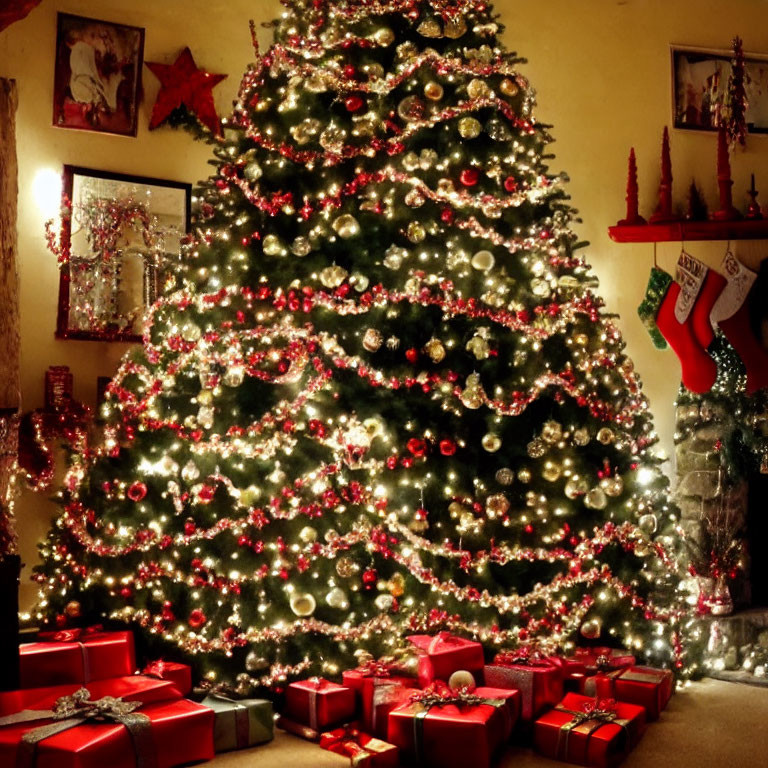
[637,266,718,393]
[710,252,768,394]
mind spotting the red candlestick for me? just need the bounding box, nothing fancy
[745,173,762,220]
[712,126,741,221]
[649,127,680,223]
[617,148,646,225]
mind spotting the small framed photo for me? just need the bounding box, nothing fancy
[56,165,191,342]
[672,45,768,134]
[53,12,145,137]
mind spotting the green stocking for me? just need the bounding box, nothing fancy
[637,267,673,349]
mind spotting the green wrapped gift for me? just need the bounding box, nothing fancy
[202,693,274,752]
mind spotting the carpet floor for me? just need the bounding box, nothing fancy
[206,679,768,768]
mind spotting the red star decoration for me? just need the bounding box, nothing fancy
[145,47,227,137]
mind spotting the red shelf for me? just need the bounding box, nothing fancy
[608,219,768,243]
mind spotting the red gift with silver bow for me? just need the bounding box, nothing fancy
[407,632,485,687]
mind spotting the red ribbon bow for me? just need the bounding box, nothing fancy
[38,625,104,643]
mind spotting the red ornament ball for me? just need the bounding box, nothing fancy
[343,64,357,79]
[405,348,419,363]
[362,568,378,589]
[127,482,147,502]
[407,438,427,457]
[504,176,518,192]
[345,95,365,112]
[460,168,480,187]
[184,519,197,536]
[188,609,207,629]
[439,439,456,456]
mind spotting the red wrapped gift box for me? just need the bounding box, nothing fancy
[484,650,564,722]
[0,691,214,768]
[563,647,636,676]
[142,661,193,697]
[19,630,136,688]
[587,666,674,721]
[0,675,183,717]
[534,693,646,768]
[407,633,485,687]
[320,723,399,767]
[282,678,356,733]
[387,686,519,768]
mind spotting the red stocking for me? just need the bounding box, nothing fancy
[656,282,718,393]
[711,253,768,394]
[691,269,727,349]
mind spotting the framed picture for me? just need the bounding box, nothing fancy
[53,12,144,137]
[55,165,191,342]
[672,45,768,134]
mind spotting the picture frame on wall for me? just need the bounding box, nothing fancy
[55,165,191,343]
[53,12,145,137]
[672,45,768,135]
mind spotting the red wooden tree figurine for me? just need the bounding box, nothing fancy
[712,126,741,221]
[649,127,680,224]
[617,147,646,225]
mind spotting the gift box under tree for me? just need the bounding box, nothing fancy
[584,666,674,721]
[533,693,646,768]
[278,677,356,740]
[387,684,520,768]
[407,633,485,687]
[484,648,564,723]
[320,723,399,768]
[202,692,273,752]
[562,647,635,694]
[142,661,193,697]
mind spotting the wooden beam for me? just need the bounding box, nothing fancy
[0,78,20,413]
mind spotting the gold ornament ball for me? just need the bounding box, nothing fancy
[471,250,495,271]
[458,116,482,139]
[407,221,426,243]
[496,468,515,485]
[466,336,490,360]
[374,594,395,611]
[373,27,395,46]
[424,81,444,101]
[573,428,590,446]
[482,433,502,453]
[245,651,269,672]
[517,468,532,484]
[425,338,446,363]
[500,78,519,97]
[292,236,312,256]
[289,592,317,617]
[461,387,483,409]
[580,618,602,640]
[573,333,589,346]
[443,18,467,38]
[397,95,426,122]
[542,463,562,482]
[363,327,383,352]
[449,501,468,518]
[448,669,476,692]
[584,487,608,510]
[336,557,360,578]
[326,587,349,610]
[527,439,546,459]
[333,214,361,239]
[638,514,658,535]
[596,428,615,445]
[389,573,406,597]
[564,477,588,499]
[320,264,348,288]
[467,79,491,100]
[65,600,82,618]
[262,234,284,256]
[486,493,510,517]
[541,420,563,444]
[602,476,624,497]
[417,19,442,38]
[299,526,318,544]
[244,161,263,181]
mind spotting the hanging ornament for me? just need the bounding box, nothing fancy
[596,428,615,445]
[424,338,446,363]
[263,234,284,256]
[336,557,359,578]
[372,27,395,46]
[443,18,467,39]
[481,433,502,452]
[397,95,426,122]
[602,475,624,497]
[292,236,312,256]
[579,618,602,640]
[375,594,395,611]
[517,468,532,484]
[64,600,82,618]
[320,265,348,288]
[458,117,482,139]
[417,19,442,38]
[146,48,227,136]
[531,278,551,297]
[298,526,317,543]
[345,95,365,112]
[564,477,588,499]
[638,514,658,534]
[405,189,425,208]
[460,168,480,187]
[424,82,444,101]
[362,328,383,352]
[487,119,512,142]
[471,250,495,271]
[495,468,514,485]
[222,365,245,388]
[584,487,608,510]
[467,79,492,100]
[244,161,263,182]
[127,482,147,502]
[319,125,347,151]
[542,463,562,482]
[486,493,510,518]
[245,651,269,673]
[362,568,378,589]
[573,428,590,446]
[541,421,563,444]
[290,593,316,617]
[333,214,361,239]
[466,336,490,359]
[389,573,406,597]
[181,460,200,483]
[527,439,546,459]
[326,587,349,610]
[460,373,484,409]
[188,609,207,629]
[448,670,476,692]
[197,405,215,430]
[500,78,519,98]
[407,221,426,243]
[439,439,457,456]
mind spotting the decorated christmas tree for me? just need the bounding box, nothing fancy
[33,0,684,693]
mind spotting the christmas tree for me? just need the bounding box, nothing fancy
[33,0,684,693]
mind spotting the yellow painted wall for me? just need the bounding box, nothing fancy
[2,0,767,610]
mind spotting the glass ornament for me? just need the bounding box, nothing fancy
[500,78,519,97]
[375,594,395,611]
[486,118,512,142]
[405,189,425,208]
[181,460,200,483]
[531,278,551,297]
[564,477,588,499]
[466,336,490,359]
[638,513,658,534]
[320,265,348,288]
[350,272,369,292]
[541,420,563,444]
[304,73,328,93]
[397,95,426,122]
[527,439,546,458]
[291,236,312,256]
[407,221,426,243]
[579,618,602,639]
[402,152,420,172]
[299,526,318,543]
[448,670,476,691]
[336,557,359,578]
[181,321,202,342]
[363,328,383,352]
[289,592,316,617]
[424,81,444,101]
[584,487,608,510]
[319,125,346,151]
[197,405,215,430]
[372,27,395,47]
[517,468,532,483]
[417,19,442,37]
[542,463,562,482]
[471,250,495,271]
[443,18,467,38]
[467,79,491,100]
[244,162,263,182]
[245,651,268,672]
[486,493,510,517]
[425,338,446,363]
[262,234,284,256]
[291,118,321,145]
[573,428,590,446]
[602,475,624,497]
[596,428,615,445]
[496,468,515,485]
[384,245,407,269]
[326,587,349,610]
[333,214,361,239]
[458,117,482,139]
[222,365,245,388]
[482,433,502,452]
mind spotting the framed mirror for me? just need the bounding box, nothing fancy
[55,165,191,342]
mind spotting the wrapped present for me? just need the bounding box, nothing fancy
[342,653,419,699]
[563,647,636,676]
[484,648,564,723]
[585,666,674,721]
[387,684,519,768]
[0,686,214,768]
[19,630,135,688]
[320,723,399,768]
[365,678,415,740]
[0,675,182,716]
[142,661,193,696]
[202,693,273,752]
[407,632,485,687]
[534,693,646,768]
[282,677,356,734]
